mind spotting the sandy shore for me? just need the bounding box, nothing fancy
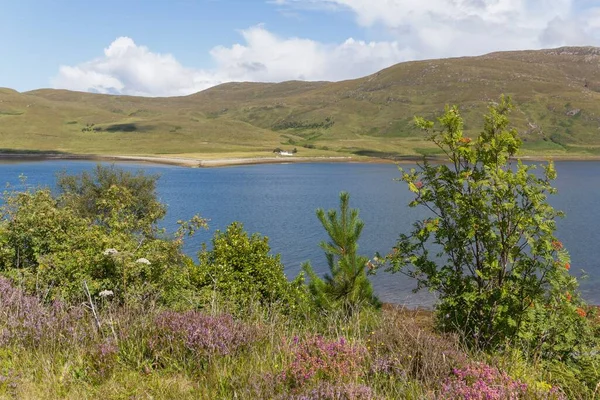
[0,153,371,168]
[1,152,600,168]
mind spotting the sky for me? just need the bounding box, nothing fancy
[2,0,599,97]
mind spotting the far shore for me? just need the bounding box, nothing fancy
[2,152,600,168]
[0,152,405,168]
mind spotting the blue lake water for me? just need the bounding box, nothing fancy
[0,160,598,306]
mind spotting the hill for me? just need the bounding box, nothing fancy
[3,46,600,160]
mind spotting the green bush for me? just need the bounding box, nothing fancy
[387,96,593,356]
[194,222,309,314]
[0,169,200,305]
[57,164,166,235]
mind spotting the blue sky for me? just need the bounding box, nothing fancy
[2,0,599,96]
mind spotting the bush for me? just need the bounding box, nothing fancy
[194,222,309,314]
[440,362,565,399]
[151,311,257,365]
[387,96,591,354]
[281,335,366,388]
[0,277,88,347]
[0,169,201,305]
[279,382,374,400]
[57,164,166,235]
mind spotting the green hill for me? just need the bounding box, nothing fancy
[3,46,600,160]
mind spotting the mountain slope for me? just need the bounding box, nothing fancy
[3,46,600,159]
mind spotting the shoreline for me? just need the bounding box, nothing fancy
[1,152,600,168]
[0,153,401,168]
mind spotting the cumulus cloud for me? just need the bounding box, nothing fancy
[52,28,412,97]
[53,37,214,97]
[210,26,414,82]
[277,0,600,57]
[53,1,600,97]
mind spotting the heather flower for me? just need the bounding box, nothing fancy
[281,381,375,400]
[0,278,89,347]
[85,338,119,381]
[152,311,255,358]
[438,362,565,400]
[281,335,366,388]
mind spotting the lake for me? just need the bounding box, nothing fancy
[0,159,598,306]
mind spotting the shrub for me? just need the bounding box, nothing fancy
[151,311,257,363]
[281,335,366,388]
[194,222,309,314]
[84,338,119,382]
[0,169,201,305]
[281,382,375,400]
[56,164,165,235]
[0,277,89,347]
[387,96,589,353]
[439,362,565,400]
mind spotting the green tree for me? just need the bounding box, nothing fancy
[57,164,165,235]
[387,96,590,353]
[194,222,308,314]
[303,192,380,313]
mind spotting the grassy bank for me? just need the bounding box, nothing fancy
[0,281,581,399]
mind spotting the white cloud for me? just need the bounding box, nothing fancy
[52,28,412,97]
[52,0,600,97]
[53,37,213,97]
[278,0,600,57]
[210,26,414,82]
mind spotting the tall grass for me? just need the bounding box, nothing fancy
[0,278,581,399]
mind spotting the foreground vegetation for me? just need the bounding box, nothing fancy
[2,98,600,398]
[2,47,600,159]
[0,284,583,399]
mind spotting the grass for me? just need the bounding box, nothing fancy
[0,277,585,399]
[2,46,600,160]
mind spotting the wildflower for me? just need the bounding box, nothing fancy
[565,262,570,271]
[153,311,255,357]
[415,181,423,189]
[565,292,572,302]
[103,248,119,256]
[551,240,563,250]
[135,258,151,265]
[577,308,586,318]
[282,335,365,387]
[441,362,532,399]
[459,137,472,144]
[99,290,114,298]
